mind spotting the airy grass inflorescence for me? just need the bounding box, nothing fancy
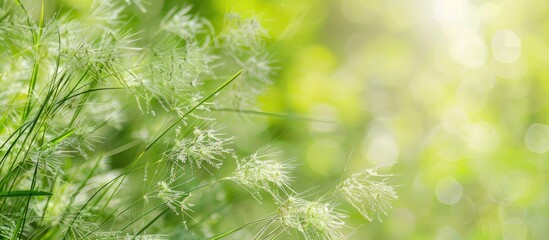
[168,125,235,171]
[338,167,398,222]
[228,147,294,201]
[155,181,194,216]
[278,196,347,240]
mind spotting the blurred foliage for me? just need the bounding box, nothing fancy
[26,0,549,238]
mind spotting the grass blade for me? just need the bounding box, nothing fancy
[0,190,52,198]
[213,108,337,123]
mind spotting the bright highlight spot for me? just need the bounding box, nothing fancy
[441,106,469,131]
[433,0,471,26]
[364,133,399,166]
[449,35,487,68]
[463,123,499,154]
[496,171,530,201]
[524,123,549,153]
[492,30,522,63]
[436,177,463,205]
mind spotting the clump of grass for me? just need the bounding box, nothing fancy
[0,0,398,239]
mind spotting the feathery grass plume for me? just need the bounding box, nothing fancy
[137,39,215,116]
[62,126,102,160]
[156,181,194,216]
[0,28,33,112]
[124,0,150,13]
[161,6,207,39]
[277,197,347,240]
[156,180,178,204]
[222,14,268,54]
[27,137,66,178]
[219,14,274,109]
[0,2,28,51]
[76,28,138,67]
[128,5,216,116]
[168,125,234,170]
[228,147,294,201]
[30,160,121,236]
[47,14,138,74]
[338,167,398,222]
[83,95,126,129]
[0,55,30,104]
[221,14,272,88]
[88,0,125,30]
[29,180,98,239]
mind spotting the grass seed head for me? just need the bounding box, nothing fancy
[338,167,398,222]
[229,147,294,201]
[278,197,347,240]
[168,126,234,170]
[161,6,206,39]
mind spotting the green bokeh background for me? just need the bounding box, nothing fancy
[24,0,549,238]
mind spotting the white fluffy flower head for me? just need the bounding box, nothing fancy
[229,147,293,201]
[338,167,398,222]
[278,197,346,240]
[168,126,234,170]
